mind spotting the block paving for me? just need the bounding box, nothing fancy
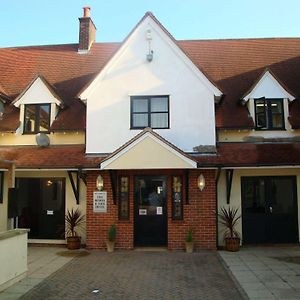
[20,250,244,300]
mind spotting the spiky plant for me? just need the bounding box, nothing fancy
[108,224,116,242]
[65,208,85,237]
[186,228,193,243]
[218,206,241,239]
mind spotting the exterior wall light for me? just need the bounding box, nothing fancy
[96,175,104,191]
[197,174,205,191]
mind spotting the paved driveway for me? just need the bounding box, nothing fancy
[20,250,244,300]
[219,247,300,299]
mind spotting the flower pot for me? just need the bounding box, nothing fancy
[106,241,115,252]
[66,236,81,250]
[185,242,194,253]
[225,237,240,252]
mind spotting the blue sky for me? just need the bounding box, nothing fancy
[1,0,300,47]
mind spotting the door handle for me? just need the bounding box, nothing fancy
[269,206,273,213]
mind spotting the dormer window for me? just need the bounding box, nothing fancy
[24,104,51,133]
[254,98,284,130]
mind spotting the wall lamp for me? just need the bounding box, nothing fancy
[197,174,205,191]
[96,175,104,191]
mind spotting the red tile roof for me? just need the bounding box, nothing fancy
[196,143,300,167]
[1,36,300,130]
[0,145,103,169]
[0,142,298,169]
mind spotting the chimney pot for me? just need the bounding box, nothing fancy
[83,6,91,18]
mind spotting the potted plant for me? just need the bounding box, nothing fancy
[106,224,116,252]
[218,206,241,252]
[185,228,194,253]
[65,208,85,250]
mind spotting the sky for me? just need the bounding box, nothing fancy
[1,0,300,47]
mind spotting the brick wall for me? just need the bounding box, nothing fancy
[86,169,216,250]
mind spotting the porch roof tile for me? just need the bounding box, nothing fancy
[0,142,299,169]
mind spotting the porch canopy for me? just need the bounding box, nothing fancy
[99,128,197,170]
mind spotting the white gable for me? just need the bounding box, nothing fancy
[243,70,295,101]
[14,77,61,108]
[79,15,222,100]
[81,14,221,154]
[100,131,197,170]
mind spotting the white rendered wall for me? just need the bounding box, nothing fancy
[85,18,217,153]
[0,229,28,291]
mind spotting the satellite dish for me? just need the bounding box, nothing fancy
[36,133,50,147]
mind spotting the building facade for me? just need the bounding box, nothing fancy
[0,8,300,249]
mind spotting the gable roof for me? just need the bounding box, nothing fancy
[13,75,63,107]
[78,12,222,100]
[100,128,197,169]
[1,26,300,130]
[242,68,296,102]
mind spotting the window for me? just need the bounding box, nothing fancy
[254,98,284,130]
[172,176,183,220]
[131,96,169,129]
[118,176,130,220]
[24,104,51,133]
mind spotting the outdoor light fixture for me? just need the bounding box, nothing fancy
[96,175,104,191]
[197,174,205,191]
[146,29,154,62]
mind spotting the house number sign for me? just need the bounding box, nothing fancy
[93,191,107,213]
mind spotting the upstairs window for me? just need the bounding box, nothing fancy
[131,96,169,129]
[24,104,51,133]
[254,98,284,130]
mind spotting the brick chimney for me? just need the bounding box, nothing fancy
[78,7,97,53]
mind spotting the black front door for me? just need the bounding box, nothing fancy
[17,178,65,239]
[241,176,298,244]
[134,176,167,246]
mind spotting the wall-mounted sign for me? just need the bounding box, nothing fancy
[93,191,107,213]
[156,207,163,215]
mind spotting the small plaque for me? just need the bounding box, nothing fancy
[93,191,107,213]
[156,207,163,215]
[47,210,54,215]
[139,209,147,215]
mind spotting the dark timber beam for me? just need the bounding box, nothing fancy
[226,169,234,205]
[68,171,80,205]
[109,170,117,205]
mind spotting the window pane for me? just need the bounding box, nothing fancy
[172,176,183,220]
[255,100,267,128]
[39,105,50,132]
[270,100,283,128]
[132,99,148,112]
[24,105,36,132]
[132,113,148,127]
[151,113,168,128]
[119,176,129,220]
[151,97,168,112]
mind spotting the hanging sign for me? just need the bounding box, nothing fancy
[93,191,107,213]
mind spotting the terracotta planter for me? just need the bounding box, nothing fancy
[185,242,194,253]
[225,237,240,252]
[66,236,81,250]
[106,241,115,252]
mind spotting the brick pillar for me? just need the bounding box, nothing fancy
[168,169,216,250]
[86,171,133,249]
